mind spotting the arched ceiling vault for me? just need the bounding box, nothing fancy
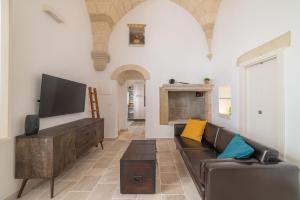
[85,0,221,71]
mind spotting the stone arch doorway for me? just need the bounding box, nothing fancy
[111,65,151,138]
[111,64,151,85]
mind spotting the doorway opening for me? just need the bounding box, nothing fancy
[111,65,150,140]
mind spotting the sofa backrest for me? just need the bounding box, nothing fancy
[242,137,280,163]
[174,122,280,163]
[215,128,280,163]
[203,123,222,147]
[214,129,235,153]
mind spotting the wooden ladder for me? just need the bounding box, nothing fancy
[88,87,100,119]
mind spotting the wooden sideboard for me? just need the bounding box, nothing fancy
[15,118,104,198]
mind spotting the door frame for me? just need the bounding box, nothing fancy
[238,49,285,157]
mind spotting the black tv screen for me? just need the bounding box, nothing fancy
[39,74,87,118]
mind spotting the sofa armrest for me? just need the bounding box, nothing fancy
[174,124,186,136]
[204,162,299,200]
[200,158,259,185]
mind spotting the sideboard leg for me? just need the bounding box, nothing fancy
[17,179,29,198]
[100,141,104,149]
[50,177,55,198]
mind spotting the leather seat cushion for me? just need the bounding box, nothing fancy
[184,149,217,180]
[175,135,212,150]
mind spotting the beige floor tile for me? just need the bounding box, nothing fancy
[158,157,173,163]
[60,167,84,181]
[15,188,47,200]
[162,194,186,200]
[38,181,76,200]
[93,157,113,168]
[98,166,120,184]
[62,192,90,200]
[157,146,170,152]
[74,163,94,171]
[161,185,184,195]
[159,165,176,173]
[160,173,180,185]
[158,152,172,158]
[138,194,162,200]
[84,167,106,177]
[156,179,161,193]
[31,180,52,191]
[175,164,188,178]
[112,187,137,199]
[102,150,120,157]
[71,176,100,191]
[87,184,117,200]
[180,177,201,200]
[110,159,121,167]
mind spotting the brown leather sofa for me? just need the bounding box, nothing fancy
[174,123,299,200]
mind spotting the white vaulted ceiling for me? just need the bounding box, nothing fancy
[85,0,221,71]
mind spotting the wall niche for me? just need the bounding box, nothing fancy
[160,84,213,125]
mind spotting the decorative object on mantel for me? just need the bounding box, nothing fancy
[128,24,146,46]
[25,115,40,136]
[169,79,189,85]
[42,4,64,24]
[204,77,211,84]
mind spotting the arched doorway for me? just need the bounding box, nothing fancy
[111,64,151,83]
[111,65,151,139]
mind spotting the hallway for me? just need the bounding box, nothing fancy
[118,121,145,141]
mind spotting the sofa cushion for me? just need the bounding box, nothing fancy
[215,129,280,163]
[184,149,217,179]
[181,119,207,142]
[203,123,222,147]
[174,135,211,150]
[215,129,235,153]
[218,135,255,159]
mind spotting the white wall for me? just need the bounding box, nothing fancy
[0,0,98,198]
[98,0,211,139]
[211,0,300,165]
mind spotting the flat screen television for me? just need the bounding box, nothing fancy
[39,74,87,118]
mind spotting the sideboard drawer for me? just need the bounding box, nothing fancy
[75,128,97,157]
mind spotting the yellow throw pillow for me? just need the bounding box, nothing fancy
[181,119,207,142]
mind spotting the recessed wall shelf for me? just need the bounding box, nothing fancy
[160,84,213,125]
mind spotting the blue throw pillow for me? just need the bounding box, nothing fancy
[218,135,255,159]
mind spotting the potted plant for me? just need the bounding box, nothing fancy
[204,78,211,84]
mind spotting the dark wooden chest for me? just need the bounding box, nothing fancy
[120,140,156,194]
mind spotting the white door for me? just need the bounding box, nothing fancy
[246,58,283,151]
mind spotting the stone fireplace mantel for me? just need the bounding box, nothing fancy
[160,84,213,125]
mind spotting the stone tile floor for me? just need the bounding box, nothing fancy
[12,125,201,200]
